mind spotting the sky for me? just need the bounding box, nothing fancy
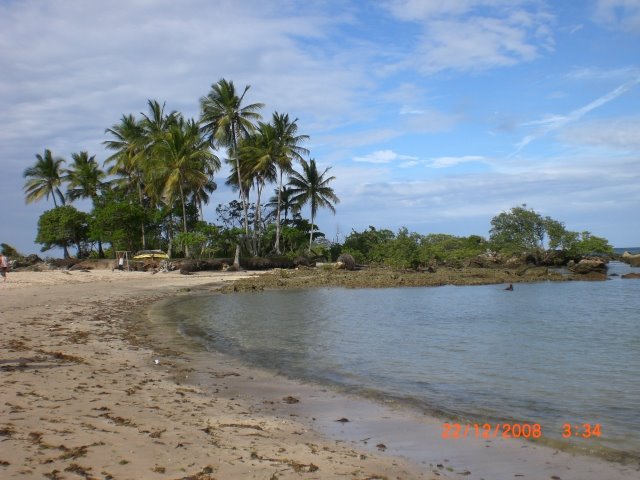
[1,0,639,255]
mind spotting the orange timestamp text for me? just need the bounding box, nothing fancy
[442,422,542,439]
[441,422,602,440]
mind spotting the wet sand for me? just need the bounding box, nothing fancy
[0,270,636,479]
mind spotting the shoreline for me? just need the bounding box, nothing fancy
[1,270,636,479]
[148,287,639,479]
[0,270,436,479]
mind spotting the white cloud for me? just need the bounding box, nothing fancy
[513,76,640,153]
[386,0,555,74]
[353,149,418,164]
[560,117,640,151]
[337,155,640,234]
[428,155,487,168]
[593,0,640,34]
[563,65,640,81]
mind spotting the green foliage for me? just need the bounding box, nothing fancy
[567,231,613,257]
[490,205,613,260]
[36,206,90,257]
[419,234,487,266]
[90,196,145,252]
[342,226,395,264]
[174,231,207,258]
[490,205,546,253]
[343,227,487,269]
[1,243,20,257]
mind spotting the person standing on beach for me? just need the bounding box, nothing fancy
[0,252,8,282]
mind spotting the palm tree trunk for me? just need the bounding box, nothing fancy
[233,243,241,269]
[275,170,283,254]
[308,211,315,253]
[179,184,190,258]
[253,180,264,256]
[231,127,250,237]
[137,181,147,249]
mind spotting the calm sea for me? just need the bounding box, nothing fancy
[162,261,640,461]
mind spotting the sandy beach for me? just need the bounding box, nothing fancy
[1,269,637,479]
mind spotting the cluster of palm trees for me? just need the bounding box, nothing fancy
[22,78,339,260]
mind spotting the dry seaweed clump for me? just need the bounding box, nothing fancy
[221,266,569,292]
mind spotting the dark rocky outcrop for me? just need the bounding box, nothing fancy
[337,253,356,271]
[11,254,42,268]
[175,257,296,274]
[621,272,640,279]
[569,258,608,275]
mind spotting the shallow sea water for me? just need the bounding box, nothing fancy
[162,261,640,461]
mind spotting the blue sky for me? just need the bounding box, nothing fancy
[1,0,639,255]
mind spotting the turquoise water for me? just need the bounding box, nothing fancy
[164,261,640,461]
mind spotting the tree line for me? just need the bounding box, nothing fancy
[340,205,613,269]
[22,79,339,264]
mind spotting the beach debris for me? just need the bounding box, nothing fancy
[249,452,318,473]
[335,417,350,423]
[154,359,160,365]
[282,396,300,404]
[376,443,387,451]
[212,371,240,378]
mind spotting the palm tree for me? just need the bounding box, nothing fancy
[190,178,217,222]
[140,100,180,145]
[199,79,264,237]
[23,149,69,258]
[103,114,148,247]
[23,149,66,207]
[266,186,299,224]
[288,159,340,252]
[152,118,220,238]
[64,151,105,202]
[238,122,278,255]
[63,151,107,257]
[271,112,309,254]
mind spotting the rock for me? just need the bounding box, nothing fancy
[621,273,640,279]
[621,252,640,267]
[12,254,42,268]
[179,260,197,275]
[569,258,607,274]
[337,253,356,271]
[293,256,311,267]
[504,256,524,268]
[574,271,608,281]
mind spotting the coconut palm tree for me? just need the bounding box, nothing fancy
[23,149,66,207]
[238,122,278,254]
[63,151,107,257]
[152,118,220,237]
[190,178,217,222]
[64,151,105,202]
[199,79,264,236]
[266,186,299,225]
[288,159,339,252]
[271,112,309,254]
[103,114,148,247]
[24,149,70,257]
